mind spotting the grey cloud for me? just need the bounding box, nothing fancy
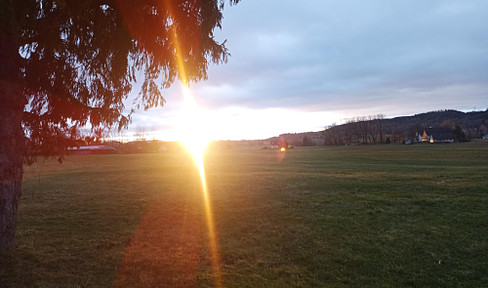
[192,0,488,115]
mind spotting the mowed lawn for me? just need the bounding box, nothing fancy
[1,142,487,287]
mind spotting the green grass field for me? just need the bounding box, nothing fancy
[1,142,487,287]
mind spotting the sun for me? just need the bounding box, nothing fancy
[178,85,211,160]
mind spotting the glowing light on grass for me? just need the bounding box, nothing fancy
[280,147,286,152]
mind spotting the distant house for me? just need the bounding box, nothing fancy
[261,140,278,149]
[68,145,116,154]
[419,127,454,143]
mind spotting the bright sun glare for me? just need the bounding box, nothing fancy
[166,7,222,284]
[178,84,223,287]
[179,85,210,160]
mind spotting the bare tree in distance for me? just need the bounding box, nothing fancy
[323,114,386,146]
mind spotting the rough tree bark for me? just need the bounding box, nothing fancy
[0,35,25,251]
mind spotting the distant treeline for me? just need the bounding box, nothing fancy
[323,114,386,146]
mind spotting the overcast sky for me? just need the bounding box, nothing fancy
[125,0,488,141]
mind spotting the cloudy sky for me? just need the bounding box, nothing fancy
[125,0,488,141]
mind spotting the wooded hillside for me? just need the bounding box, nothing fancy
[268,110,488,146]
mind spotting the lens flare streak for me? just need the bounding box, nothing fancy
[179,84,222,288]
[195,155,223,288]
[181,118,222,287]
[164,1,223,284]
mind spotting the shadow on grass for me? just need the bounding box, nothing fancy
[112,199,205,288]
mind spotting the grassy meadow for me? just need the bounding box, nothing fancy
[1,142,487,287]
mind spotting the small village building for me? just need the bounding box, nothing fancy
[419,127,454,143]
[68,145,116,154]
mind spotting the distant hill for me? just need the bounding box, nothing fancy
[382,109,488,134]
[263,109,488,147]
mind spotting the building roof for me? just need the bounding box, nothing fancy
[425,127,453,140]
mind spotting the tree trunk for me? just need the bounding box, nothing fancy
[0,35,25,251]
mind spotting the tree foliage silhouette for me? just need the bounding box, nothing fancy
[0,0,238,251]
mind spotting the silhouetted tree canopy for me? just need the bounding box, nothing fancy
[2,0,237,160]
[0,0,239,251]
